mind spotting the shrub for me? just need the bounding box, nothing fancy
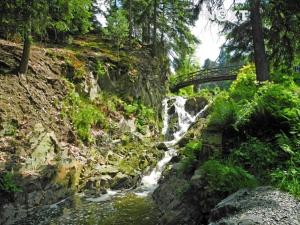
[178,140,203,172]
[228,137,277,180]
[254,83,300,123]
[229,64,257,101]
[209,92,238,129]
[198,160,257,195]
[0,172,21,193]
[96,61,106,78]
[63,91,107,142]
[271,166,300,198]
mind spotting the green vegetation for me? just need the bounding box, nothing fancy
[198,160,257,195]
[204,65,300,198]
[104,9,129,50]
[0,172,21,193]
[62,90,107,143]
[178,140,202,172]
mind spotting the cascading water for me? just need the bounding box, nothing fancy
[17,96,208,225]
[136,96,208,195]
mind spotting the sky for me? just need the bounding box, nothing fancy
[191,0,247,66]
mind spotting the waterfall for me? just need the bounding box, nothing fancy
[135,96,208,196]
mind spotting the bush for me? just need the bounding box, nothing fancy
[229,64,257,101]
[209,92,238,129]
[228,137,277,180]
[63,91,107,142]
[178,140,203,172]
[0,172,21,193]
[254,83,300,123]
[198,160,257,195]
[271,166,300,198]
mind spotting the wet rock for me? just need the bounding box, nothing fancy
[167,105,175,115]
[209,186,300,225]
[156,142,168,151]
[111,172,132,189]
[185,96,208,116]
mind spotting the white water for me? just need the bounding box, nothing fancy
[136,96,208,196]
[86,96,208,201]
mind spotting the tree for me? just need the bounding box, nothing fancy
[104,9,129,50]
[249,0,269,81]
[219,0,300,73]
[0,0,93,74]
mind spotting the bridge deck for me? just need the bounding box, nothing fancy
[170,65,242,92]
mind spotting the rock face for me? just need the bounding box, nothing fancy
[209,186,300,225]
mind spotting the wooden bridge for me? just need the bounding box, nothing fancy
[170,65,243,92]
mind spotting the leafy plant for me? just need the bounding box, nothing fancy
[198,160,257,195]
[229,64,258,101]
[271,166,300,198]
[209,92,237,129]
[0,172,21,193]
[177,140,202,173]
[62,91,106,142]
[104,9,129,49]
[228,137,277,180]
[96,61,106,78]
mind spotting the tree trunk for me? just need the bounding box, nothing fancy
[250,0,269,81]
[152,0,158,56]
[19,30,32,74]
[128,0,133,48]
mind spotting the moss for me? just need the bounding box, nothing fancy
[197,160,257,195]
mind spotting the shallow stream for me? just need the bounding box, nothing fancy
[15,96,207,225]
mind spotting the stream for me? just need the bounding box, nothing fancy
[16,96,207,225]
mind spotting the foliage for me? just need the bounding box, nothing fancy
[209,92,237,130]
[49,0,92,35]
[229,65,257,101]
[0,172,21,193]
[271,166,300,198]
[104,9,129,48]
[228,137,277,180]
[124,101,156,134]
[96,61,106,78]
[198,160,257,195]
[62,91,106,143]
[253,83,300,123]
[220,1,300,69]
[178,140,203,172]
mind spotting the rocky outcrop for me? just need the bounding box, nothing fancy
[209,186,300,225]
[0,39,164,224]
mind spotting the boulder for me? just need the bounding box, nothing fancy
[185,97,208,116]
[156,142,169,151]
[209,186,300,225]
[24,123,60,170]
[111,172,132,189]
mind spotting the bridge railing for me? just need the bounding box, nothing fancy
[172,64,243,85]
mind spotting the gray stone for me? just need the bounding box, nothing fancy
[156,142,169,151]
[209,186,300,225]
[24,123,60,170]
[185,96,208,116]
[111,172,132,189]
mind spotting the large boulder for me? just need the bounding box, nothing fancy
[209,186,300,225]
[185,96,208,116]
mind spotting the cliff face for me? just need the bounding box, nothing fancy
[0,37,166,224]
